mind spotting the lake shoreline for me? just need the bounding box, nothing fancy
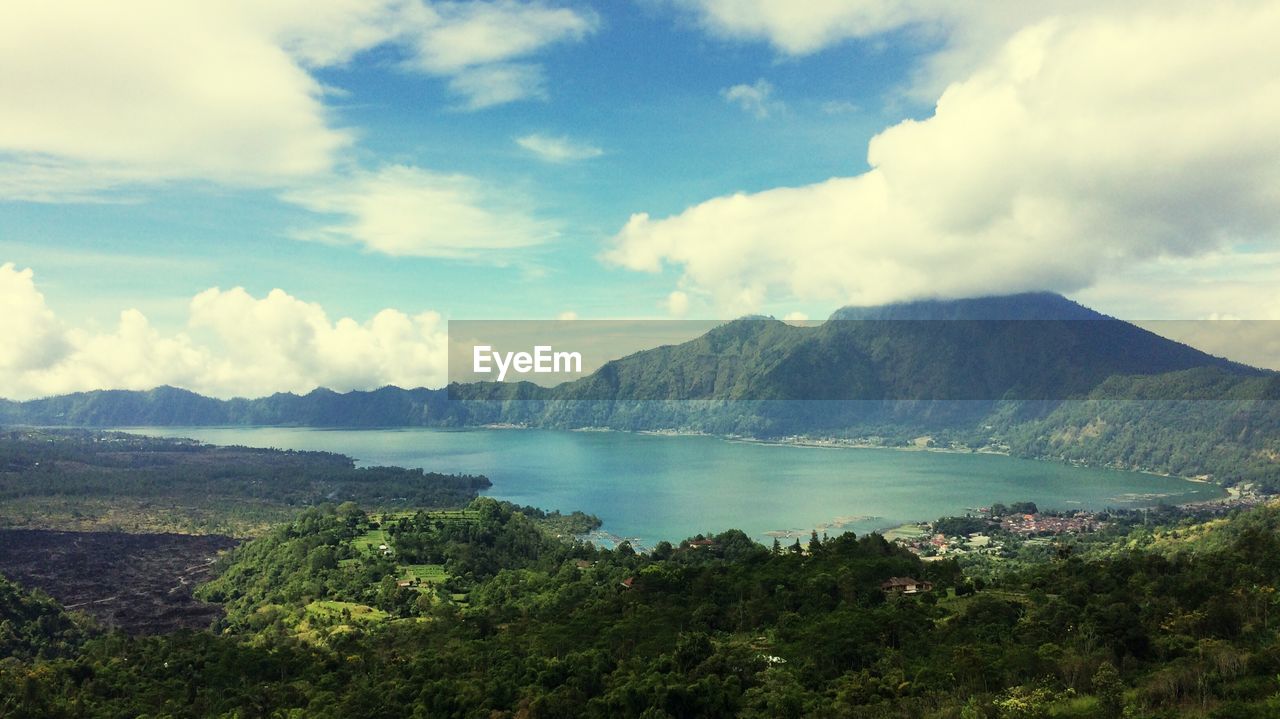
[115,425,1231,547]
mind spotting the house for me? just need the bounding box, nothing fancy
[880,577,934,594]
[687,539,716,549]
[396,579,414,588]
[574,559,594,570]
[620,577,635,589]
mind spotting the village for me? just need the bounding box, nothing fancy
[886,483,1274,562]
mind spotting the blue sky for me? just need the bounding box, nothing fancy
[3,1,1280,397]
[4,2,922,327]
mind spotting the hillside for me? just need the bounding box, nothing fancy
[4,293,1279,486]
[10,497,1280,717]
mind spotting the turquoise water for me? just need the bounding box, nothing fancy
[125,427,1224,547]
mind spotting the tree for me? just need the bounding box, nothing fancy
[651,541,674,560]
[808,531,823,556]
[1091,661,1124,719]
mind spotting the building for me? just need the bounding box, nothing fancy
[880,577,934,594]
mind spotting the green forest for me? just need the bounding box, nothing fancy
[5,489,1280,717]
[0,429,491,535]
[2,427,1279,717]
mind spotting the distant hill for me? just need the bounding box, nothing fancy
[4,293,1280,487]
[542,292,1255,402]
[0,385,455,428]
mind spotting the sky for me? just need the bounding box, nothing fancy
[3,0,1280,399]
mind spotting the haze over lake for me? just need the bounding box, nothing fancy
[126,427,1224,547]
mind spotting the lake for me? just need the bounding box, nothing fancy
[124,426,1224,548]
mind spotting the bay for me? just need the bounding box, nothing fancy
[123,426,1224,548]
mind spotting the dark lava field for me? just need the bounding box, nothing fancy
[0,529,238,633]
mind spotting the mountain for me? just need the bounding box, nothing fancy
[4,293,1279,486]
[828,292,1106,320]
[539,292,1258,402]
[1,385,453,428]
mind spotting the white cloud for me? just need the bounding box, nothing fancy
[0,1,596,199]
[665,290,690,318]
[187,287,447,397]
[676,1,1216,101]
[606,3,1280,315]
[783,311,808,322]
[0,264,72,375]
[282,165,557,258]
[721,79,782,119]
[448,63,549,110]
[556,310,579,321]
[1076,251,1280,321]
[403,1,595,74]
[680,0,951,55]
[516,134,605,163]
[400,1,597,109]
[0,1,351,194]
[0,264,449,400]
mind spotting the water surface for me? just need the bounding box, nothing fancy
[125,427,1224,547]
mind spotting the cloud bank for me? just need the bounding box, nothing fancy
[0,263,448,400]
[609,2,1280,314]
[0,0,596,199]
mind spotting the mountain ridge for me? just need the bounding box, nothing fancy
[5,293,1280,487]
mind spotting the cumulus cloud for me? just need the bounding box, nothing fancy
[516,134,605,163]
[0,1,350,194]
[0,0,595,199]
[0,264,448,400]
[676,1,1220,101]
[187,287,448,397]
[606,3,1280,314]
[282,165,557,258]
[683,0,951,55]
[721,79,783,119]
[0,264,72,375]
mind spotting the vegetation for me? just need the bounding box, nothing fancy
[4,294,1280,489]
[0,428,491,535]
[0,574,87,661]
[6,493,1280,716]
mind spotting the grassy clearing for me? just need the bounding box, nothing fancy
[882,523,928,542]
[934,588,1034,618]
[424,509,482,526]
[304,600,388,624]
[352,528,391,554]
[375,509,480,526]
[399,564,447,584]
